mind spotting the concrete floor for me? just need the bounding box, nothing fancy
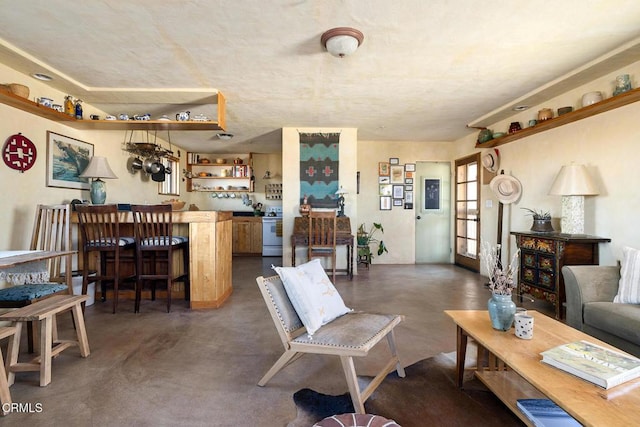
[0,257,555,426]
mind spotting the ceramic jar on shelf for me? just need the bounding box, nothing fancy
[508,122,522,134]
[537,108,553,121]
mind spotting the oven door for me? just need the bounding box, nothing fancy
[262,218,283,256]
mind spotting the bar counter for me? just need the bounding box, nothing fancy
[72,210,232,309]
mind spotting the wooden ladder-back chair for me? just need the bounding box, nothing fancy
[0,204,72,353]
[76,204,135,313]
[131,204,189,313]
[256,275,405,414]
[308,210,338,283]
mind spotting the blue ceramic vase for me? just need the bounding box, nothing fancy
[488,293,516,331]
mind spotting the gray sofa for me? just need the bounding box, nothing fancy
[562,265,640,357]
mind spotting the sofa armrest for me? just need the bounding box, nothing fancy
[562,265,620,330]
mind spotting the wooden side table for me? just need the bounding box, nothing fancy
[511,232,610,319]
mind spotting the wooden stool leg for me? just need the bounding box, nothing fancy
[5,322,22,387]
[0,331,14,415]
[39,317,53,386]
[70,303,90,357]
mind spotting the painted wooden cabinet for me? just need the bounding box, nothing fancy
[511,232,610,319]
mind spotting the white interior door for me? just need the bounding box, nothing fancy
[415,161,451,263]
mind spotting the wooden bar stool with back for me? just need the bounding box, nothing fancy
[75,204,136,313]
[131,204,189,312]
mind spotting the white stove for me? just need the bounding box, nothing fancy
[262,207,283,256]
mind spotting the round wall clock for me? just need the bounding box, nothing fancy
[2,133,37,172]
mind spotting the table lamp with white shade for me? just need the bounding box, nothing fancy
[79,156,118,204]
[549,163,599,234]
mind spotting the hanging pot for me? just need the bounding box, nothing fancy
[152,164,166,182]
[128,157,143,173]
[143,157,161,174]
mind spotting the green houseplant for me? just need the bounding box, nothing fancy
[357,223,388,264]
[521,208,553,233]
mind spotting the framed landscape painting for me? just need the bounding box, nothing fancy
[46,131,93,190]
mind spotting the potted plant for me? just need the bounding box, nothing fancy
[522,208,553,233]
[357,223,388,264]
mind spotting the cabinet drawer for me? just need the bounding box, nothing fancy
[519,236,556,254]
[522,267,556,291]
[521,251,555,271]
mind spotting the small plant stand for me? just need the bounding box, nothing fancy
[357,245,371,269]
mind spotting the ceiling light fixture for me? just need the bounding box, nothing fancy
[217,133,234,140]
[31,73,53,81]
[321,27,364,58]
[512,105,529,111]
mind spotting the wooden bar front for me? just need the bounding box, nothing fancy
[72,210,232,309]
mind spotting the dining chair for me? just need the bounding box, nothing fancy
[308,210,338,283]
[256,274,405,414]
[0,204,72,352]
[131,204,189,313]
[76,204,136,313]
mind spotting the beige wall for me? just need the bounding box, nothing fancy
[356,140,453,264]
[463,60,640,272]
[282,128,357,268]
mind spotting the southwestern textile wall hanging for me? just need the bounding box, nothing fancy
[299,132,339,208]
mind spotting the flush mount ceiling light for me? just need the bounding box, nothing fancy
[512,105,529,111]
[321,27,364,58]
[217,133,234,140]
[31,73,53,81]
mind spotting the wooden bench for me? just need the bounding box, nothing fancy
[0,295,90,387]
[0,326,17,415]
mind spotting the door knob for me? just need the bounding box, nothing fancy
[416,215,421,220]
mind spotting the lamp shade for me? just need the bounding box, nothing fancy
[79,156,118,179]
[321,27,364,57]
[549,163,598,196]
[335,186,348,195]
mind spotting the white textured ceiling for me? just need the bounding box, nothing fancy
[1,1,640,153]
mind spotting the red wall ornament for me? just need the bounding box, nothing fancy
[2,133,37,172]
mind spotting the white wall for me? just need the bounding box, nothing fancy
[465,60,640,272]
[356,140,453,264]
[281,127,357,268]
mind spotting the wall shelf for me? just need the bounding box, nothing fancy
[0,87,226,131]
[475,87,640,148]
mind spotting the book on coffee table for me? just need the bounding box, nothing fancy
[516,399,580,427]
[541,340,640,389]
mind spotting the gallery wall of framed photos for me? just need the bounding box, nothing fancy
[378,158,414,210]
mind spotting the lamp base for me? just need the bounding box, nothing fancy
[560,195,584,234]
[90,179,107,204]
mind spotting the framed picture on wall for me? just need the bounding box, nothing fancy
[379,184,392,196]
[390,165,404,183]
[379,162,390,176]
[392,185,404,199]
[393,198,403,206]
[405,163,416,172]
[405,185,413,192]
[380,196,391,210]
[389,157,400,165]
[406,171,414,179]
[46,131,93,190]
[378,176,390,184]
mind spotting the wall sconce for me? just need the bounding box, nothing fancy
[79,156,118,204]
[549,163,599,234]
[321,27,364,58]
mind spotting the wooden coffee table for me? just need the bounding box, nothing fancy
[446,310,640,426]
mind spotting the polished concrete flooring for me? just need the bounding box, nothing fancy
[1,257,555,426]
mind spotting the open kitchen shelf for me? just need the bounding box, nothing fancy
[0,87,226,131]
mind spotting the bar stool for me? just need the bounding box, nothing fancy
[131,204,189,312]
[75,204,136,313]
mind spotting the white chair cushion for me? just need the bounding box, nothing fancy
[274,259,351,336]
[614,246,640,304]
